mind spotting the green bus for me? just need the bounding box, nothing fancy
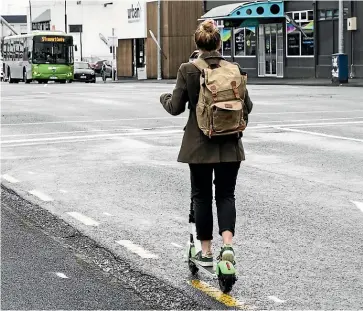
[3,31,77,84]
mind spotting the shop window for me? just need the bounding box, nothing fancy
[286,10,314,57]
[221,28,232,57]
[234,27,256,57]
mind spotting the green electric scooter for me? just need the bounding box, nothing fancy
[186,200,237,293]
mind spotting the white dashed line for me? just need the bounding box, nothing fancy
[116,240,158,259]
[55,272,69,279]
[274,127,363,142]
[268,296,286,303]
[59,189,68,193]
[351,201,363,213]
[171,243,183,248]
[67,212,99,226]
[103,212,113,216]
[28,190,54,202]
[1,174,20,183]
[28,171,35,175]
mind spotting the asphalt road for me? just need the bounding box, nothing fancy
[1,80,363,310]
[1,197,154,310]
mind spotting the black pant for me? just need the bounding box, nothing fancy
[189,162,241,241]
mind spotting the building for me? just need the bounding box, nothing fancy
[1,15,27,37]
[26,0,202,79]
[202,0,363,79]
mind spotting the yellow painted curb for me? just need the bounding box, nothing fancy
[189,279,252,309]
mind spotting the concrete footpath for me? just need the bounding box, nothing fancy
[111,77,363,87]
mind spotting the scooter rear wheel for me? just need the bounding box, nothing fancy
[218,274,235,293]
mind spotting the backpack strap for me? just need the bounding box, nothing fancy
[192,58,209,72]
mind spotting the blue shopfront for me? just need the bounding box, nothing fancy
[200,1,314,78]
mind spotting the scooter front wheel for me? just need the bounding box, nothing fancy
[188,260,199,275]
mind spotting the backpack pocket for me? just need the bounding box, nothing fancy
[210,101,245,133]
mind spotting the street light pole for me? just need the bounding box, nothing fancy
[65,0,67,33]
[338,0,344,53]
[157,0,161,80]
[29,0,32,31]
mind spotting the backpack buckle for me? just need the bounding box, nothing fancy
[231,81,240,99]
[210,85,217,100]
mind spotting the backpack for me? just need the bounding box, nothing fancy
[192,58,247,138]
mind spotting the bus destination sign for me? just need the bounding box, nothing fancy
[41,36,65,43]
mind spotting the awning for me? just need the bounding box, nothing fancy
[200,1,285,21]
[33,9,51,23]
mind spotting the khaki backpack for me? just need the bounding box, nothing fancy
[192,58,247,138]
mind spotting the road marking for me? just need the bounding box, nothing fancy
[171,243,183,248]
[116,240,158,259]
[0,129,182,144]
[59,189,68,193]
[268,296,286,303]
[1,174,19,183]
[274,127,363,143]
[67,212,99,226]
[28,190,54,202]
[1,125,181,137]
[189,280,251,309]
[55,272,69,279]
[28,171,35,175]
[351,201,363,213]
[103,212,113,216]
[1,116,186,126]
[253,109,363,115]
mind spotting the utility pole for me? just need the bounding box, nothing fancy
[112,27,115,81]
[65,0,67,33]
[157,0,161,80]
[29,0,32,31]
[338,0,344,53]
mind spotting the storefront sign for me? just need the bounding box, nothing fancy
[128,2,141,22]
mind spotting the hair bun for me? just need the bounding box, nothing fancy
[201,19,217,34]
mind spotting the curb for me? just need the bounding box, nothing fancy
[111,79,363,87]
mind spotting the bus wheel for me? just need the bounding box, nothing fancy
[23,70,31,84]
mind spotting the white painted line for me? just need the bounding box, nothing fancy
[67,212,99,226]
[28,171,35,175]
[59,189,68,193]
[268,296,286,303]
[258,116,363,123]
[28,190,54,202]
[0,129,182,144]
[253,109,363,115]
[55,272,68,279]
[1,174,20,183]
[1,125,181,137]
[1,116,186,126]
[171,243,183,248]
[351,201,363,213]
[116,240,158,259]
[274,127,363,143]
[103,212,113,216]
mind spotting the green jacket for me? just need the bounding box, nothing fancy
[160,51,253,164]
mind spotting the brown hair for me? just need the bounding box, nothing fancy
[194,19,221,52]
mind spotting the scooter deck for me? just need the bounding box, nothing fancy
[189,258,218,279]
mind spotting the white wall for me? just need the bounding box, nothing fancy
[31,0,147,61]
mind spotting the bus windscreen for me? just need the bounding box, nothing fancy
[32,35,74,65]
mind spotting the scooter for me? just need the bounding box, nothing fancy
[186,201,237,293]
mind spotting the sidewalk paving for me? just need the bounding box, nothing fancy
[111,77,363,87]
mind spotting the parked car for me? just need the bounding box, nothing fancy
[89,59,116,81]
[74,61,96,83]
